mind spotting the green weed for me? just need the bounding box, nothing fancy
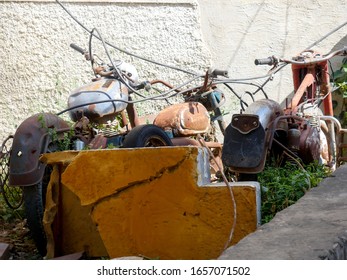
[0,194,25,223]
[258,161,329,224]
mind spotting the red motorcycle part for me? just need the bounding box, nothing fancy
[298,123,321,164]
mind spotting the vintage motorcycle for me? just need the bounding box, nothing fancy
[5,37,229,255]
[222,46,347,177]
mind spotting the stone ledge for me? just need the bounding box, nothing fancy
[0,243,10,260]
[218,165,347,260]
[41,147,260,259]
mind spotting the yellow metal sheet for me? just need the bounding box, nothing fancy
[42,147,259,259]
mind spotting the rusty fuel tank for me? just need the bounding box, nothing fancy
[154,102,210,136]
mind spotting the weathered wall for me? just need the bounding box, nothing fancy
[198,0,347,110]
[1,0,347,141]
[0,0,210,140]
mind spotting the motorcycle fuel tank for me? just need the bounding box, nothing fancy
[154,102,210,136]
[68,78,129,124]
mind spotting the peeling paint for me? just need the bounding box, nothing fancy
[42,147,260,259]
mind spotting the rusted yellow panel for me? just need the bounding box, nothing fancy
[42,147,259,259]
[42,159,108,258]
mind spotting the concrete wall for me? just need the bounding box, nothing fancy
[1,0,347,141]
[0,0,210,140]
[198,0,347,108]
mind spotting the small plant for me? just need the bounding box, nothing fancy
[258,161,329,224]
[333,57,347,97]
[48,128,74,151]
[38,113,74,151]
[0,194,24,223]
[332,58,347,127]
[106,143,116,149]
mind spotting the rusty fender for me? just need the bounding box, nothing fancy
[9,113,70,187]
[222,99,286,174]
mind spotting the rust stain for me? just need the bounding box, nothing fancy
[42,147,258,259]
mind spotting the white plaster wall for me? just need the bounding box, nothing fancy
[0,0,210,140]
[198,0,347,114]
[0,0,347,141]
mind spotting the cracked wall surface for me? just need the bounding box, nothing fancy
[41,147,260,259]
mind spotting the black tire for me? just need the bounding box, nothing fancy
[23,165,52,257]
[122,124,173,148]
[238,173,258,181]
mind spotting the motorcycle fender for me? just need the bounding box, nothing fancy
[222,114,267,173]
[9,113,70,186]
[222,99,284,174]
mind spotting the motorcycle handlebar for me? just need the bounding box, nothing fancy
[254,56,278,66]
[255,47,347,66]
[70,43,86,55]
[211,69,228,77]
[282,47,347,65]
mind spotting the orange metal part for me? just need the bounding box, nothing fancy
[154,102,211,136]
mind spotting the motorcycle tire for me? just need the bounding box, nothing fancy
[238,173,258,181]
[122,124,173,148]
[23,165,52,257]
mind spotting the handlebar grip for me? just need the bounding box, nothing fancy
[254,57,276,66]
[211,69,228,77]
[131,81,147,90]
[70,43,85,54]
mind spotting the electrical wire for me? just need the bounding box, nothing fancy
[56,0,199,76]
[56,0,347,114]
[89,27,147,98]
[57,73,202,116]
[196,135,237,252]
[306,20,347,50]
[56,0,288,87]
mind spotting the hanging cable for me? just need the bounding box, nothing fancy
[197,135,237,252]
[56,0,199,76]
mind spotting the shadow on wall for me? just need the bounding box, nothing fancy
[331,35,347,51]
[330,35,347,70]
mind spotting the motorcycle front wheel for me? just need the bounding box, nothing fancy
[23,165,52,257]
[23,141,58,257]
[122,124,173,147]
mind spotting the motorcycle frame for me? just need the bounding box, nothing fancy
[9,78,226,187]
[223,47,347,174]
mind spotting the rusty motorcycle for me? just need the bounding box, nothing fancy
[4,34,229,256]
[222,46,347,178]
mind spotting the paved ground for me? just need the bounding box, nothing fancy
[219,164,347,260]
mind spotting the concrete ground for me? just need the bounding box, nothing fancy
[219,164,347,260]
